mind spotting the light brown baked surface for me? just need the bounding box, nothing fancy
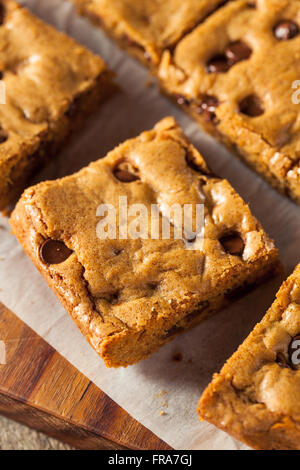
[199,264,300,450]
[10,117,280,368]
[0,0,115,211]
[72,0,225,65]
[71,0,300,204]
[159,0,300,204]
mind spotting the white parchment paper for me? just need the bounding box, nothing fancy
[1,0,300,450]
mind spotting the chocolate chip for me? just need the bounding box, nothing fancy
[147,282,159,291]
[206,55,229,73]
[276,352,291,369]
[40,239,73,265]
[239,94,264,117]
[288,334,300,368]
[108,292,120,304]
[114,169,139,183]
[174,94,190,106]
[225,41,252,65]
[195,95,219,123]
[113,248,123,256]
[0,128,8,144]
[0,3,6,25]
[113,161,140,183]
[220,232,245,256]
[274,20,299,41]
[0,71,3,80]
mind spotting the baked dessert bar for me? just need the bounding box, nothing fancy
[72,0,300,204]
[159,0,300,204]
[71,0,227,66]
[0,0,115,211]
[11,117,280,368]
[199,264,300,450]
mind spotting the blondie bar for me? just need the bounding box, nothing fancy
[0,0,115,211]
[71,0,226,66]
[11,117,280,368]
[159,0,300,204]
[199,264,300,450]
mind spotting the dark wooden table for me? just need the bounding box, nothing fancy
[0,303,171,450]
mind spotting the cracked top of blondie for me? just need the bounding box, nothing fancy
[73,0,226,64]
[10,118,279,365]
[199,263,300,450]
[0,0,110,207]
[159,0,300,201]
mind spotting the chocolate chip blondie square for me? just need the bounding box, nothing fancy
[11,117,280,368]
[199,263,300,450]
[71,0,226,66]
[159,0,300,204]
[0,0,115,211]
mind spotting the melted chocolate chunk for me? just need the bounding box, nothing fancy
[113,161,140,183]
[114,169,139,183]
[207,40,252,74]
[239,94,264,117]
[0,3,5,25]
[276,352,292,369]
[0,128,8,144]
[225,41,252,65]
[195,95,219,123]
[174,94,191,107]
[206,55,229,74]
[274,20,299,41]
[220,232,245,256]
[40,239,73,265]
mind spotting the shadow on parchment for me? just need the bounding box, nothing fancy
[135,274,283,394]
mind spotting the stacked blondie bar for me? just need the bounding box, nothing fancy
[1,0,300,450]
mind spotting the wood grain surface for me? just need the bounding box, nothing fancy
[0,302,171,450]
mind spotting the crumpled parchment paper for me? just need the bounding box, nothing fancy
[1,0,300,450]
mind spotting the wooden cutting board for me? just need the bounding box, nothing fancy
[0,302,171,450]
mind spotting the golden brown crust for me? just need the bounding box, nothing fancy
[158,0,300,204]
[0,0,115,210]
[71,0,226,66]
[11,117,280,368]
[199,264,300,450]
[71,0,300,204]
